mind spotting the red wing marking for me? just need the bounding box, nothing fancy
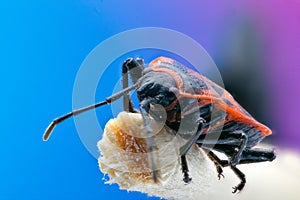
[179,92,272,136]
[149,57,272,136]
[185,67,272,136]
[149,57,174,67]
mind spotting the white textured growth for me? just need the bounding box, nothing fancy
[97,112,216,199]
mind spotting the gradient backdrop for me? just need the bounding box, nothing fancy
[1,0,299,199]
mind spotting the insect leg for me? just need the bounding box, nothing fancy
[202,147,275,192]
[202,148,246,193]
[179,119,205,183]
[230,165,246,193]
[181,155,192,183]
[198,131,248,166]
[213,131,248,193]
[235,148,276,164]
[179,119,205,155]
[43,84,137,141]
[198,131,248,192]
[122,58,144,112]
[139,98,158,183]
[203,149,247,193]
[202,149,225,179]
[230,131,248,166]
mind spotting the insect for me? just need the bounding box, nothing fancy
[43,56,276,193]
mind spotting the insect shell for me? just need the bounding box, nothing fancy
[43,56,276,193]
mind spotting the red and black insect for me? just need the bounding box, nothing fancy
[43,57,276,193]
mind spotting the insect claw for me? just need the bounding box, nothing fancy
[232,181,245,193]
[218,173,225,180]
[232,186,238,194]
[183,176,192,184]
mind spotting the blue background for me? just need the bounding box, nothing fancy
[1,0,299,199]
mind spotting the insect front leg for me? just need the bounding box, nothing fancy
[139,98,158,183]
[181,155,192,183]
[179,118,205,184]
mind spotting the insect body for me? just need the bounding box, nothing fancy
[43,56,276,193]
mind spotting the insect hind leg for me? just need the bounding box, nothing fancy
[202,147,275,193]
[198,131,248,166]
[231,165,246,193]
[202,149,246,193]
[236,148,276,164]
[198,131,249,193]
[205,148,276,166]
[202,147,276,167]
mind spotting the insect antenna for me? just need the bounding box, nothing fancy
[43,83,138,141]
